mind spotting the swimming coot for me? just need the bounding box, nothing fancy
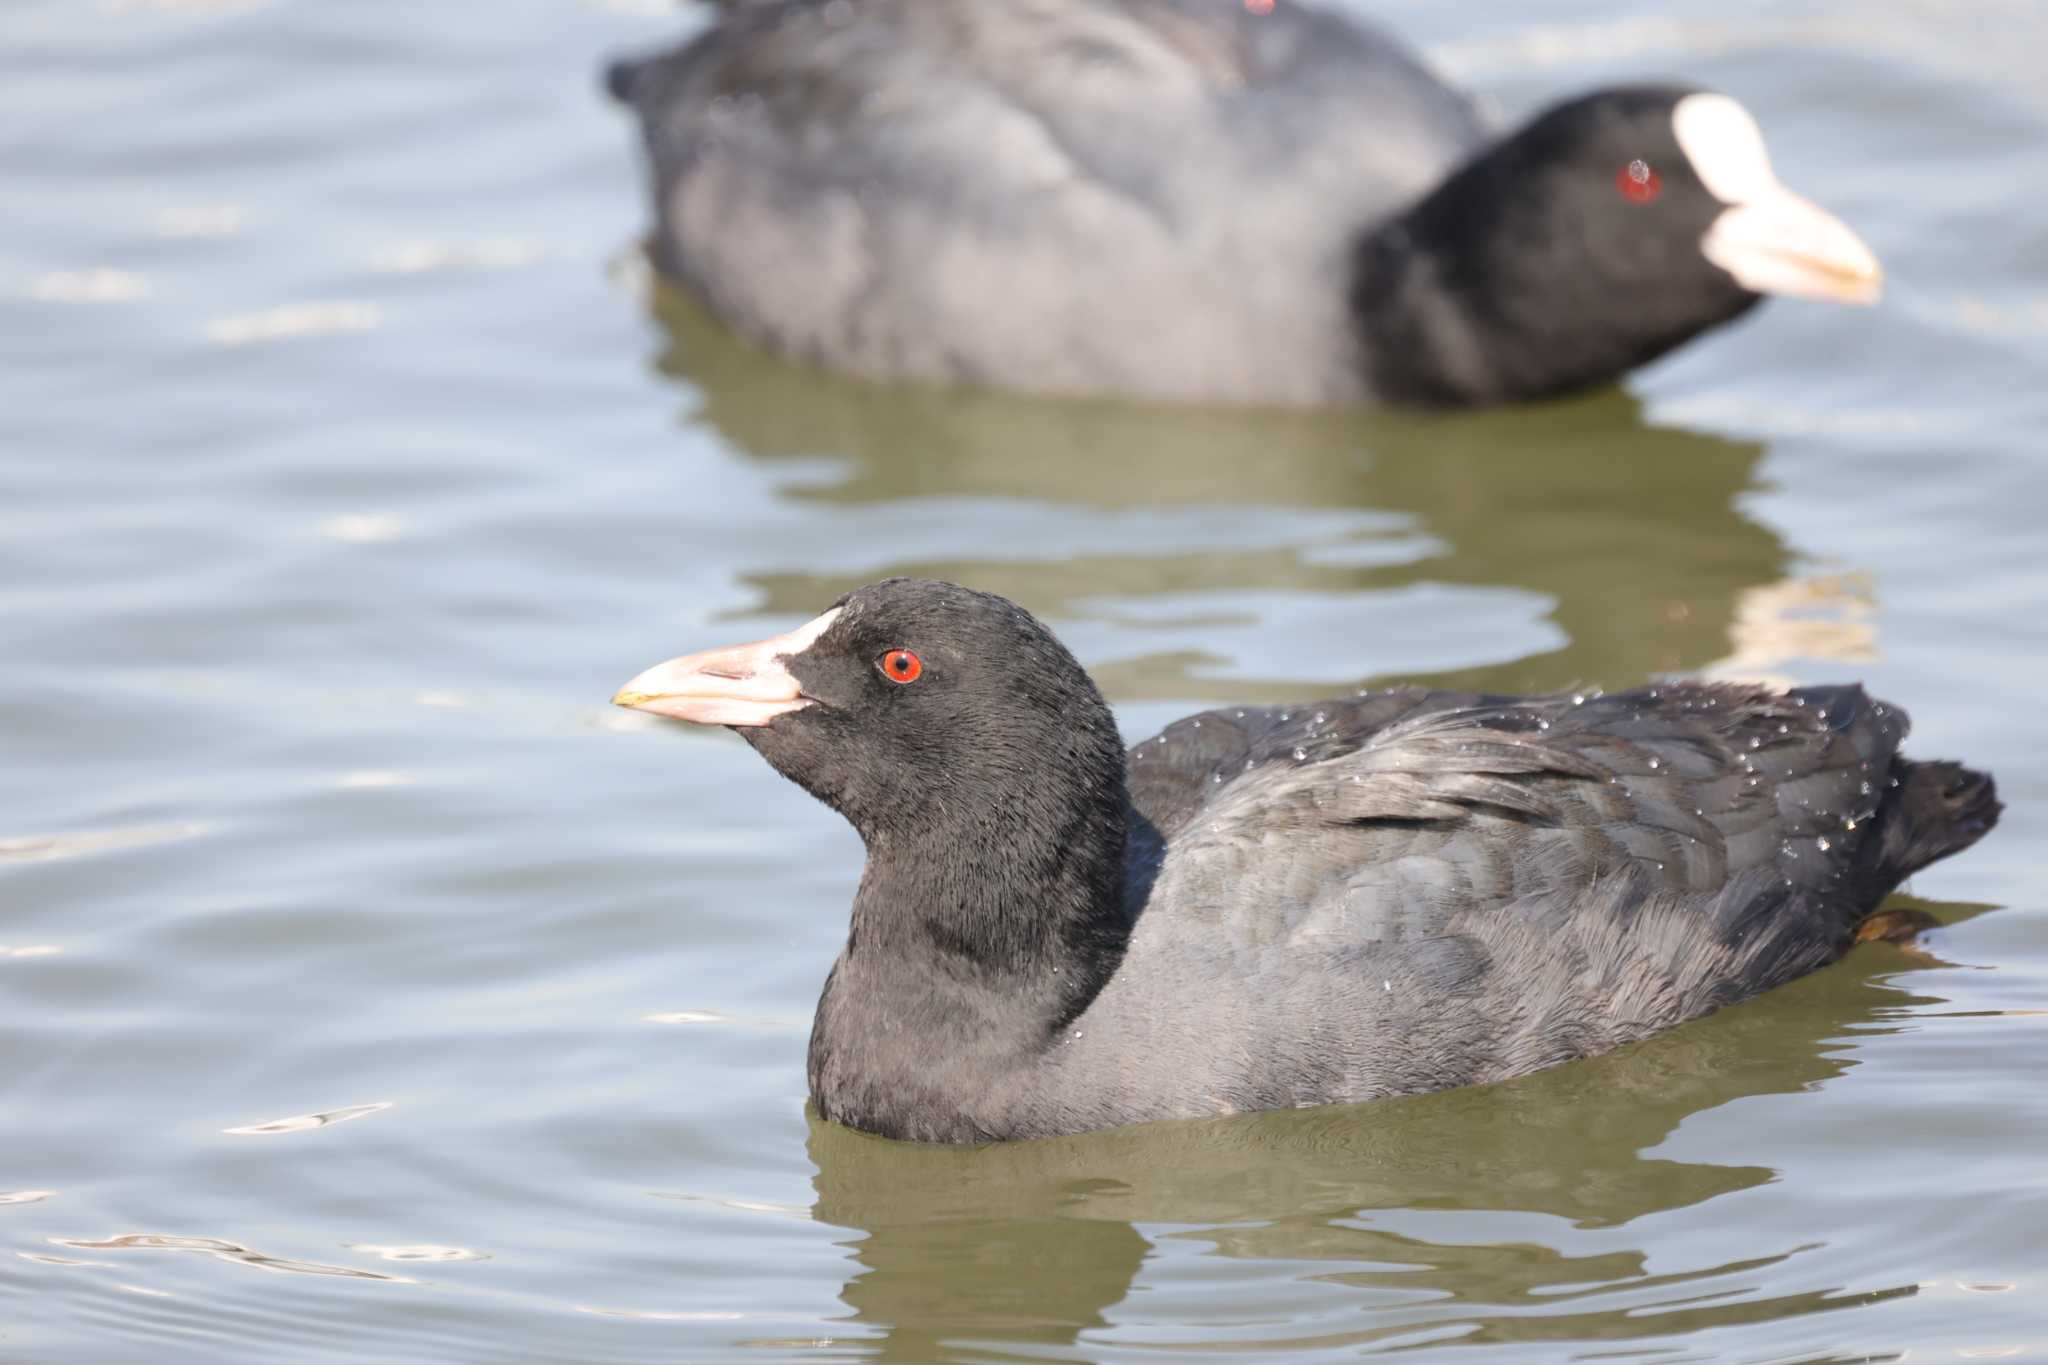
[614,579,1996,1142]
[606,0,1881,407]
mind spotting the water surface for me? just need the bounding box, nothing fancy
[3,0,2045,1360]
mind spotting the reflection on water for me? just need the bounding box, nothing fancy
[3,0,2040,1359]
[806,909,1974,1361]
[1704,570,1880,684]
[51,1235,409,1284]
[650,286,1799,700]
[221,1100,395,1136]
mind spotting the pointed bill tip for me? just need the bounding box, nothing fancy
[613,607,841,729]
[1703,188,1883,306]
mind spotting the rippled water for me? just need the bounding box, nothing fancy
[4,0,2046,1360]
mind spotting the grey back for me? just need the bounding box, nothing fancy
[620,0,1485,403]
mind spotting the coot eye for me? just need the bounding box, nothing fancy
[1616,159,1662,204]
[879,649,923,684]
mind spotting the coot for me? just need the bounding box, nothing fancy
[606,0,1881,407]
[614,579,1996,1142]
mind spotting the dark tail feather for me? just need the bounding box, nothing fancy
[605,57,644,105]
[1866,759,2000,895]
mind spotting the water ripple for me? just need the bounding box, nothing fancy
[20,1252,111,1267]
[29,269,148,303]
[52,1235,410,1282]
[644,1009,801,1029]
[649,1192,809,1219]
[224,1101,393,1136]
[151,203,245,238]
[206,302,380,347]
[369,238,544,274]
[319,513,407,543]
[347,1244,490,1264]
[0,823,206,865]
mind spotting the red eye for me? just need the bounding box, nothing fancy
[879,649,922,684]
[1617,159,1662,204]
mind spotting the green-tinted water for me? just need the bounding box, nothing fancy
[3,1,2043,1360]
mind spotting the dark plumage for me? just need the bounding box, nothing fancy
[614,580,1996,1142]
[605,0,1879,407]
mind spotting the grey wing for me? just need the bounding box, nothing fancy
[611,0,1485,401]
[1114,684,1906,1096]
[1126,686,1479,838]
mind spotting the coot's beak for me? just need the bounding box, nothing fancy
[1702,187,1883,305]
[613,607,841,728]
[1673,93,1883,306]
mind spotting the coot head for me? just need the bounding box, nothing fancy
[1362,87,1881,403]
[613,578,1126,846]
[1540,89,1878,301]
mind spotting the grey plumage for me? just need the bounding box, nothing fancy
[1028,683,1986,1136]
[609,0,1484,404]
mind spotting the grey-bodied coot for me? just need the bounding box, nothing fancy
[605,0,1881,407]
[613,579,1996,1142]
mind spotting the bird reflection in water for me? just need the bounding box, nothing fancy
[641,282,1872,702]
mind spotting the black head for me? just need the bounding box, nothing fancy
[613,578,1128,848]
[616,579,1136,1004]
[1357,87,1881,404]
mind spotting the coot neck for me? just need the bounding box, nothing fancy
[807,746,1134,1140]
